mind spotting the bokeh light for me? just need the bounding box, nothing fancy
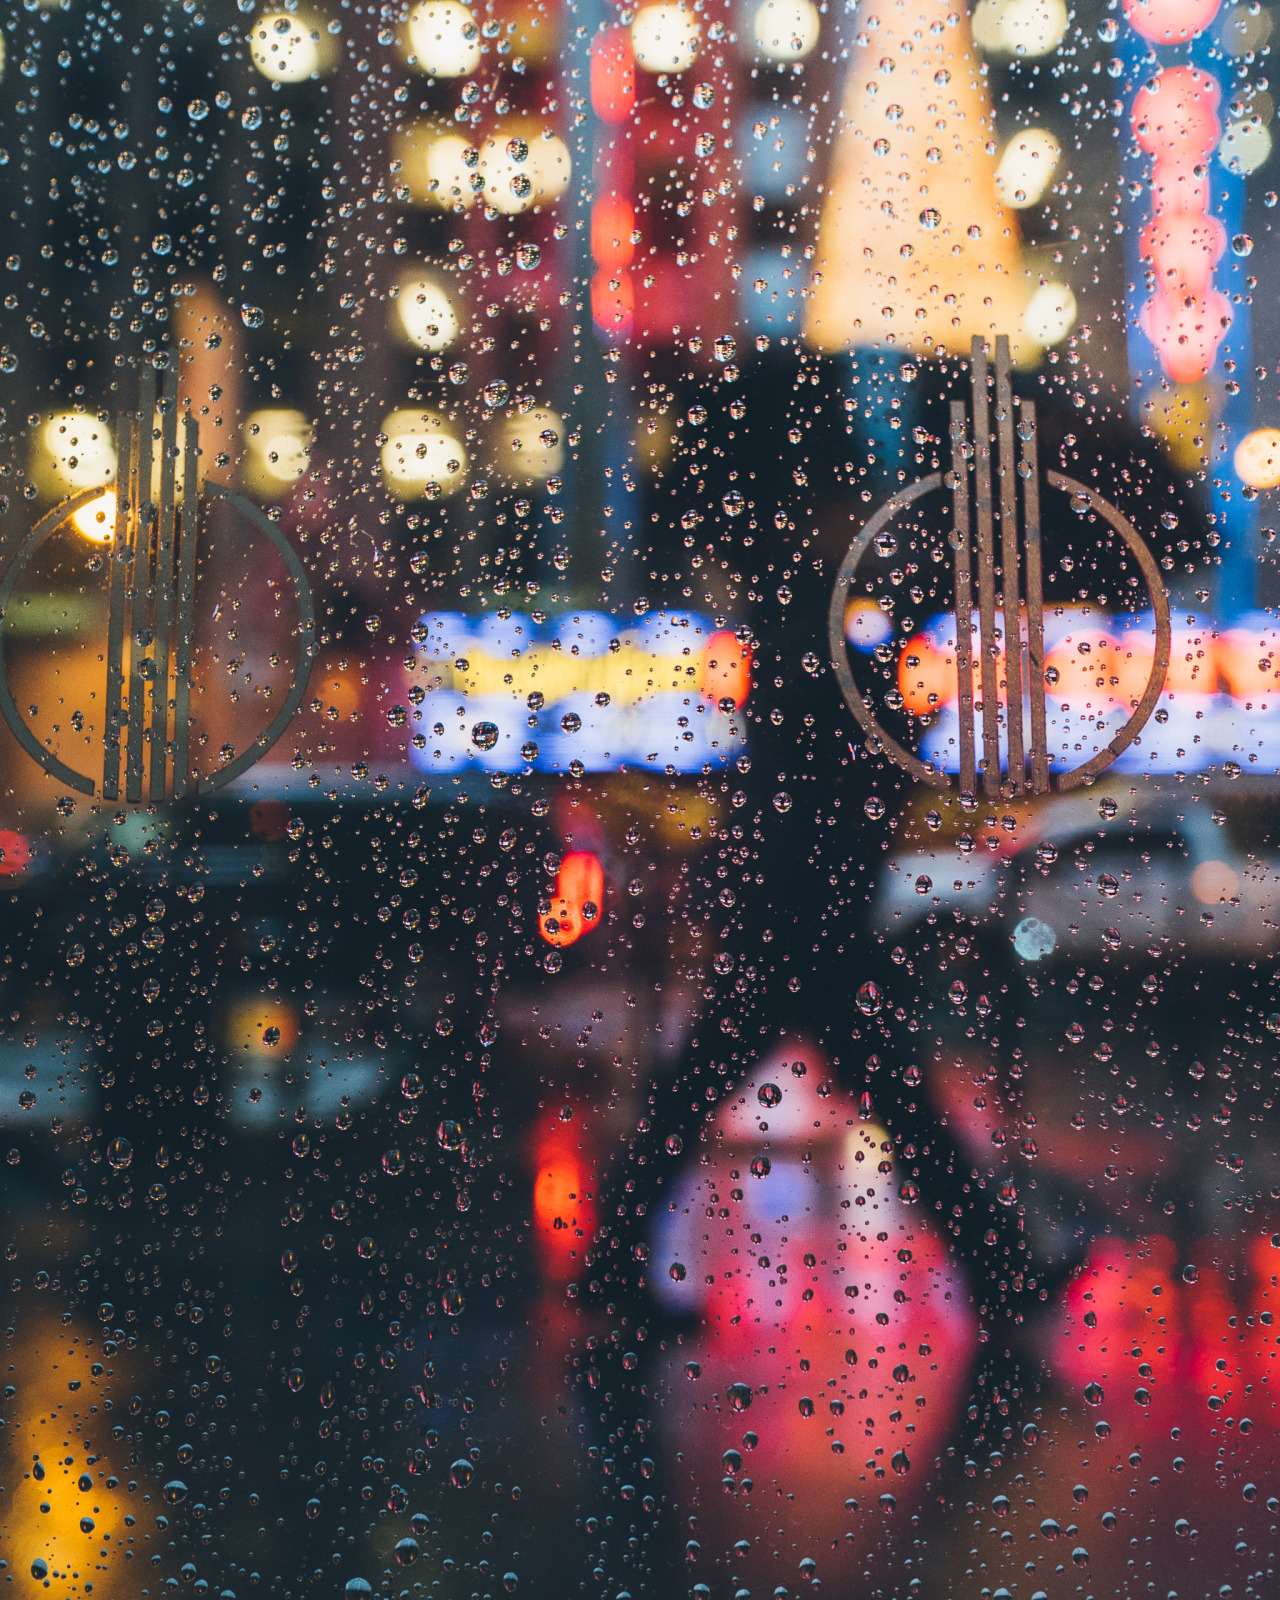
[1022,279,1077,345]
[242,409,313,496]
[394,274,462,351]
[994,127,1061,207]
[1234,427,1280,488]
[404,0,481,77]
[246,12,334,82]
[972,0,1068,57]
[631,3,701,72]
[752,0,821,60]
[380,409,468,500]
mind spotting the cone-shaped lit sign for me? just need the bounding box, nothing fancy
[806,0,1028,353]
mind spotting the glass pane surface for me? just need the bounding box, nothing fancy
[1,0,1279,1594]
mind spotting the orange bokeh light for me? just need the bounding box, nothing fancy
[538,850,604,948]
[700,629,751,709]
[591,194,636,271]
[532,1127,598,1281]
[591,268,635,338]
[590,26,636,121]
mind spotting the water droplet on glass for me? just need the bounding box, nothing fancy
[107,1136,133,1170]
[1232,233,1254,256]
[240,303,264,329]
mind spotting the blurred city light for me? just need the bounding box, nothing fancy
[972,0,1069,57]
[242,409,313,497]
[70,489,116,543]
[380,409,468,500]
[630,3,701,72]
[538,852,604,947]
[30,411,116,501]
[477,123,571,214]
[404,0,481,77]
[1235,426,1280,487]
[394,274,462,351]
[532,1117,598,1282]
[994,127,1061,208]
[751,0,821,61]
[491,406,565,481]
[393,122,476,210]
[1022,278,1078,345]
[246,12,335,81]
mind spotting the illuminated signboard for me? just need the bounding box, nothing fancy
[409,609,751,776]
[877,604,1280,777]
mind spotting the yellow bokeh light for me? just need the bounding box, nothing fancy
[1235,426,1280,489]
[1022,280,1076,346]
[994,127,1061,207]
[242,409,313,496]
[30,412,117,502]
[380,409,468,500]
[631,3,701,72]
[972,0,1068,57]
[478,123,571,214]
[71,489,117,544]
[0,1316,149,1600]
[395,275,462,351]
[752,0,820,60]
[492,406,565,481]
[392,123,477,210]
[246,12,334,82]
[404,0,481,77]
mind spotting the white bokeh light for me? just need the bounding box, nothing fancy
[1022,280,1077,346]
[405,0,482,77]
[380,410,468,500]
[752,0,820,60]
[972,0,1068,57]
[247,13,331,82]
[243,410,313,496]
[396,276,462,351]
[631,3,701,72]
[995,128,1062,208]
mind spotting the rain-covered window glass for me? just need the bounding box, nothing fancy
[3,0,1280,1591]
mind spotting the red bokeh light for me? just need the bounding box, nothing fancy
[590,26,635,122]
[1124,0,1222,44]
[532,1120,598,1282]
[0,831,31,877]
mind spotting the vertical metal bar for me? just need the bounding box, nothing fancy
[126,367,156,803]
[149,366,179,802]
[102,415,132,802]
[173,414,199,801]
[995,335,1025,794]
[949,400,977,800]
[970,337,1001,799]
[1020,397,1049,794]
